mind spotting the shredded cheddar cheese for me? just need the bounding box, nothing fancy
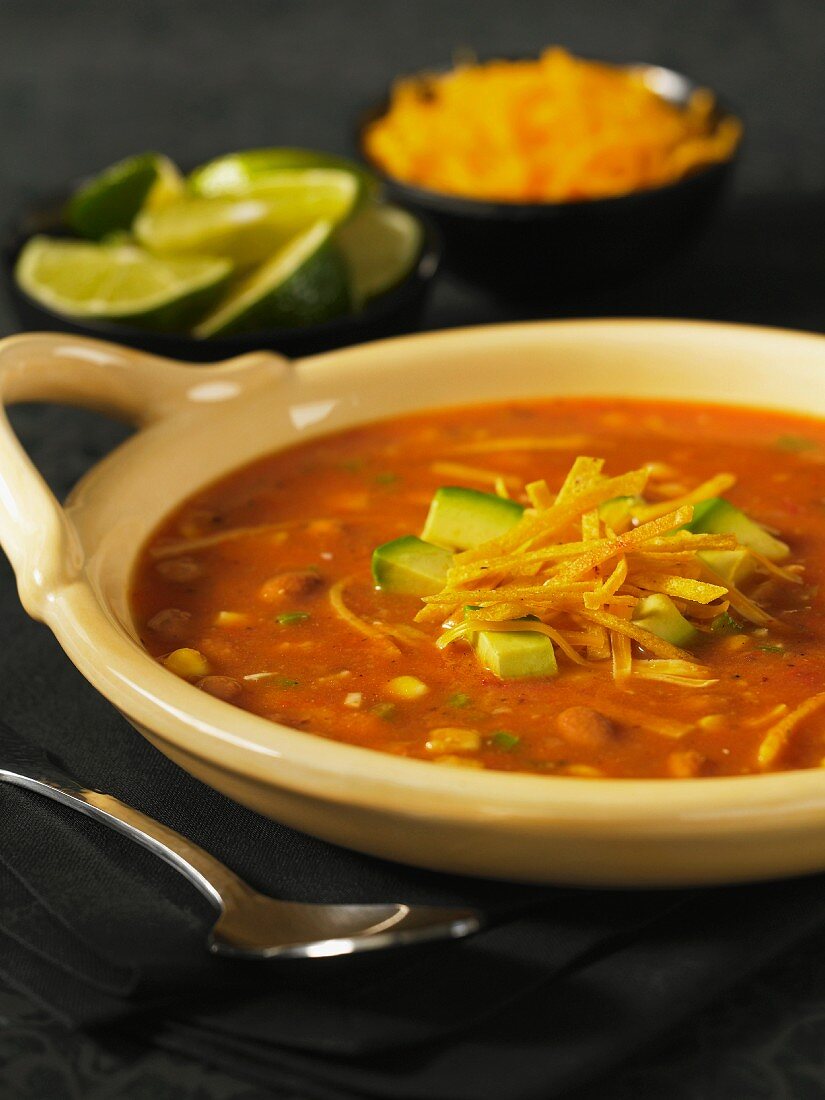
[364,48,742,202]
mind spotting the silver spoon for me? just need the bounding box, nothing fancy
[0,724,482,959]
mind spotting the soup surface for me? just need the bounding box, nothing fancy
[132,398,825,779]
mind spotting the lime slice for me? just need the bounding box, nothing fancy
[335,203,423,307]
[195,220,351,338]
[66,153,184,240]
[135,170,359,268]
[189,148,376,200]
[16,236,232,330]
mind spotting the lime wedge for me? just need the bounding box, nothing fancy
[66,153,184,240]
[335,203,423,306]
[189,148,376,200]
[195,220,350,338]
[16,236,232,330]
[135,170,359,268]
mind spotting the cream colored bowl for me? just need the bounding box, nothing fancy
[2,321,825,888]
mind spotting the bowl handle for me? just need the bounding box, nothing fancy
[0,332,288,617]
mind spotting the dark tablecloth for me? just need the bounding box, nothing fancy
[2,1,825,1097]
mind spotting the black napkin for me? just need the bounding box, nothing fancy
[4,386,825,1100]
[5,602,825,1100]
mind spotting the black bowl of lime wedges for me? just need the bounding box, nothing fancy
[3,149,441,361]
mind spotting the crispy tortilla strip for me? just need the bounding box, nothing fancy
[628,550,705,567]
[699,562,775,625]
[611,629,632,682]
[583,558,628,610]
[150,521,296,558]
[597,702,693,739]
[456,467,649,564]
[435,621,472,649]
[631,659,718,687]
[630,573,728,604]
[582,508,601,541]
[747,548,804,584]
[424,580,593,609]
[329,577,399,652]
[526,479,554,510]
[419,593,593,625]
[578,608,691,660]
[555,457,605,506]
[447,540,602,586]
[744,703,789,729]
[455,435,595,453]
[558,629,606,648]
[757,692,825,769]
[586,623,611,660]
[552,507,693,583]
[642,533,738,552]
[380,622,430,643]
[633,473,736,523]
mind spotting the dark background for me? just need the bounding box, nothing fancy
[1,1,824,1097]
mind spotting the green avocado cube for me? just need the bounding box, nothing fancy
[421,487,524,550]
[473,630,558,679]
[371,535,452,595]
[632,593,699,648]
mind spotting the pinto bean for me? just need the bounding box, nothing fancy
[555,706,617,750]
[197,675,242,702]
[259,570,322,603]
[155,556,203,582]
[146,607,192,638]
[666,749,706,778]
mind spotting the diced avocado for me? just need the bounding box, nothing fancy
[689,498,790,562]
[632,593,699,648]
[421,487,524,550]
[371,535,452,595]
[688,498,720,528]
[598,495,642,531]
[698,548,757,588]
[473,629,558,680]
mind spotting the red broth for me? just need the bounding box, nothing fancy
[131,398,825,779]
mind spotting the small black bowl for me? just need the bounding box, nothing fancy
[359,63,740,300]
[2,196,442,362]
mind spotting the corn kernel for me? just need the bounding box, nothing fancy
[214,611,248,627]
[386,676,429,700]
[697,714,727,733]
[425,727,481,754]
[162,648,210,680]
[667,750,705,778]
[433,754,485,768]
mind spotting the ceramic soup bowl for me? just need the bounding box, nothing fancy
[1,320,825,887]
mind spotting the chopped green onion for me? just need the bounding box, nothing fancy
[242,673,299,685]
[375,472,399,485]
[776,434,817,453]
[490,730,520,752]
[276,612,310,625]
[711,612,743,635]
[371,702,396,720]
[448,692,472,708]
